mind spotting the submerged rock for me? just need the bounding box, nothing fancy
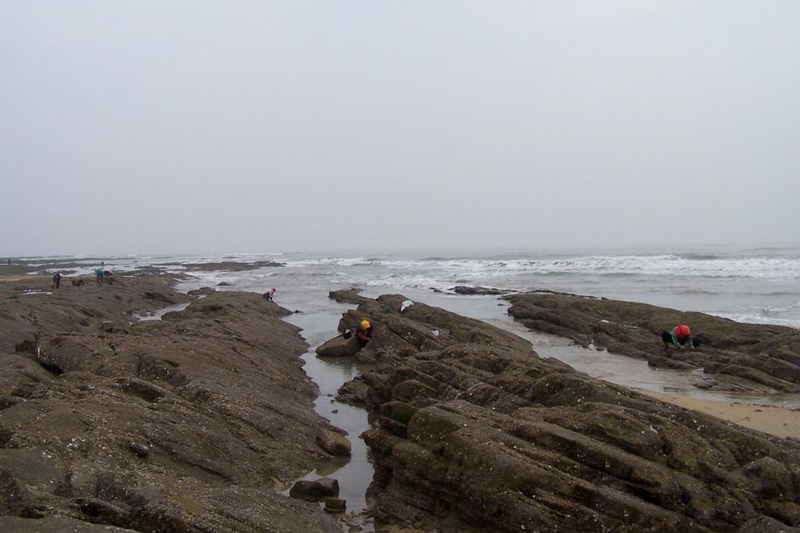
[316,334,359,357]
[452,285,515,295]
[324,498,346,513]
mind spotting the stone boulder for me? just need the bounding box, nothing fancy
[324,498,346,513]
[316,335,359,357]
[289,478,340,502]
[316,429,351,456]
[187,286,215,296]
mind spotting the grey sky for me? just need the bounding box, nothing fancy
[2,1,799,256]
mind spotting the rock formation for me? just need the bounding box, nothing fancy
[507,292,800,393]
[331,293,800,532]
[0,276,340,532]
[452,285,516,295]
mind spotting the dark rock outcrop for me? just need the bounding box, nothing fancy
[0,279,340,532]
[452,285,515,295]
[316,429,352,457]
[167,260,284,271]
[328,288,369,305]
[316,334,359,357]
[187,286,215,296]
[507,292,800,392]
[332,294,800,533]
[324,498,346,513]
[289,478,340,502]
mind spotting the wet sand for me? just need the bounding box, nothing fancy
[647,392,800,439]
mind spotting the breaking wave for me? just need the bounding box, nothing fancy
[282,254,800,281]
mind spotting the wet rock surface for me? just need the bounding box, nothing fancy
[161,260,285,271]
[289,478,340,502]
[0,276,340,532]
[316,429,352,456]
[187,286,215,296]
[507,292,800,392]
[332,293,800,533]
[452,285,516,295]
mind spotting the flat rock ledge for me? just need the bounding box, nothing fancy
[330,293,800,533]
[0,277,339,533]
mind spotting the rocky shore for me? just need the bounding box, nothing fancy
[4,271,800,533]
[0,274,341,532]
[329,291,800,533]
[506,292,800,393]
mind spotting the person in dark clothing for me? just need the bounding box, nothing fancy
[263,287,276,301]
[52,272,62,289]
[661,324,699,350]
[355,319,375,348]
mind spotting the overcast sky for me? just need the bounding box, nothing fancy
[2,1,798,256]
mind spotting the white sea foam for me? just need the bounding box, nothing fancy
[762,301,800,315]
[282,254,800,281]
[711,313,800,329]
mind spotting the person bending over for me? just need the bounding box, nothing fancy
[661,324,699,350]
[355,319,375,348]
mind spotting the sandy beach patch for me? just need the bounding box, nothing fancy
[647,392,800,440]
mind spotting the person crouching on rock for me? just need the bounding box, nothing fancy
[263,287,276,301]
[356,320,375,348]
[661,324,698,350]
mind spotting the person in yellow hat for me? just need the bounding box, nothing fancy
[355,319,375,348]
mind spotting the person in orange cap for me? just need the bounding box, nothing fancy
[661,324,697,350]
[262,287,276,301]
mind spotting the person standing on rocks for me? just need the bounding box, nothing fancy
[661,324,697,350]
[96,262,105,285]
[52,272,62,289]
[355,319,375,348]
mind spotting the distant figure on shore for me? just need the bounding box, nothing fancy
[263,287,276,301]
[52,272,62,289]
[661,324,698,350]
[355,319,375,348]
[96,266,105,285]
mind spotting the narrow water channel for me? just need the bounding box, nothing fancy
[285,306,376,531]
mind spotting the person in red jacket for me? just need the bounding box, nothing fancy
[262,287,276,301]
[355,319,375,348]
